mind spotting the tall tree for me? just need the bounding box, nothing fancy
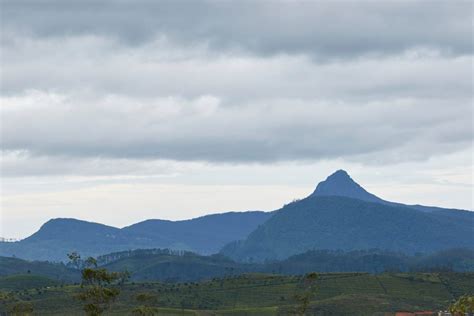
[69,254,129,315]
[293,272,318,315]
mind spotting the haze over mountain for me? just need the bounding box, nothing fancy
[1,170,471,262]
[220,170,473,261]
[0,211,271,262]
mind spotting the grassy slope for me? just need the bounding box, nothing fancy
[3,249,474,286]
[103,253,252,282]
[0,274,60,291]
[1,272,472,315]
[0,256,80,282]
[92,248,474,283]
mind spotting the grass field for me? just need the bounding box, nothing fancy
[0,274,60,291]
[1,272,472,315]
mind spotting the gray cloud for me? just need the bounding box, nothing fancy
[1,0,472,59]
[0,1,472,175]
[1,34,471,98]
[1,92,472,167]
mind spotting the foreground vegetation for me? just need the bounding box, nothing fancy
[1,272,473,315]
[3,247,474,286]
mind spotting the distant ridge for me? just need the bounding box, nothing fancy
[0,211,272,262]
[220,170,474,262]
[221,195,474,262]
[1,170,472,262]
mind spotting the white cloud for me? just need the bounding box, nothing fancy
[1,34,472,100]
[1,88,471,166]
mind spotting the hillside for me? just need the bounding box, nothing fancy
[0,256,79,282]
[0,211,271,262]
[122,211,272,255]
[103,250,253,282]
[267,248,474,275]
[102,248,474,281]
[221,195,474,262]
[0,274,61,291]
[220,170,473,262]
[2,272,473,315]
[1,248,473,286]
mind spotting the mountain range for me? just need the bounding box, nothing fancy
[0,211,271,261]
[1,170,472,262]
[221,170,473,261]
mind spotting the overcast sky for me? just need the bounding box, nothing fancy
[1,0,473,239]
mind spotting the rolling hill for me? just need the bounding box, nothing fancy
[1,245,474,290]
[3,247,473,285]
[122,211,272,255]
[0,256,79,282]
[0,211,271,262]
[98,248,474,281]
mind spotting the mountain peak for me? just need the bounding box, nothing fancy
[312,170,383,203]
[327,169,351,180]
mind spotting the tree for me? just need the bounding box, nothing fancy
[1,291,33,316]
[449,295,474,315]
[132,292,159,315]
[67,252,83,269]
[8,301,34,316]
[293,272,318,315]
[69,254,129,315]
[131,305,159,315]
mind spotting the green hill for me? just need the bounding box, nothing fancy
[103,251,253,282]
[0,272,472,315]
[221,195,474,262]
[2,248,473,285]
[0,274,60,291]
[0,256,79,282]
[98,248,474,282]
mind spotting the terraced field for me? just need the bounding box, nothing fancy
[1,272,472,315]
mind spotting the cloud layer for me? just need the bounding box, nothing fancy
[1,1,472,176]
[2,1,471,58]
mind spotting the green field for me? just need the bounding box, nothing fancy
[0,274,61,291]
[1,272,472,315]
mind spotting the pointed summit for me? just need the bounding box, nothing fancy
[312,170,384,203]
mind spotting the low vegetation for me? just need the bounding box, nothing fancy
[2,248,474,286]
[0,271,472,315]
[449,295,474,315]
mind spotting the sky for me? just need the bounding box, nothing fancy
[0,0,473,239]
